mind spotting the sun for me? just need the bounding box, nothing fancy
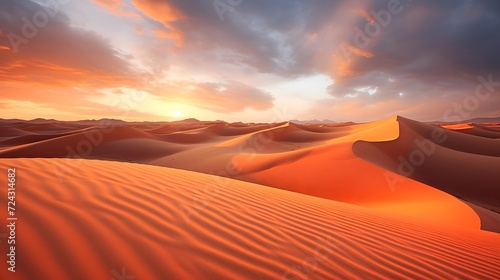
[172,110,183,118]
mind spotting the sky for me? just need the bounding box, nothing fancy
[0,0,499,123]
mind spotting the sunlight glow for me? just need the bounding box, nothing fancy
[172,110,183,118]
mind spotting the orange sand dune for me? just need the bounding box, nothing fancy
[143,124,187,134]
[442,123,500,139]
[16,123,87,133]
[442,122,500,133]
[441,123,474,130]
[156,117,478,228]
[0,126,184,162]
[0,158,499,280]
[353,116,500,210]
[271,122,350,143]
[0,127,33,137]
[226,117,480,228]
[0,131,83,147]
[481,123,500,132]
[0,117,495,230]
[206,122,278,137]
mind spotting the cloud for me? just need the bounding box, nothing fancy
[90,0,123,11]
[0,0,157,119]
[317,0,500,121]
[0,0,275,119]
[151,80,275,113]
[328,0,500,92]
[130,0,345,76]
[132,0,500,86]
[89,0,141,18]
[0,0,142,89]
[2,0,499,121]
[133,0,183,23]
[0,86,162,121]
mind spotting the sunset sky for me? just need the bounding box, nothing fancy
[0,0,499,123]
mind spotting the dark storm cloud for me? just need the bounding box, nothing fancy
[133,0,359,75]
[328,0,500,98]
[135,0,500,89]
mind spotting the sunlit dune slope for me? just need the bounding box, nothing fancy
[353,116,500,231]
[226,117,480,228]
[353,116,500,211]
[442,123,500,139]
[0,158,499,280]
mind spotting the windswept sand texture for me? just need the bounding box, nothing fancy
[1,158,499,279]
[0,116,499,278]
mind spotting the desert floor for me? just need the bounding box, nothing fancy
[0,116,499,279]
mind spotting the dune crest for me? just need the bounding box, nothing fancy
[227,116,480,228]
[353,116,500,230]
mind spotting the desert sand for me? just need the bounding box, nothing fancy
[0,116,499,279]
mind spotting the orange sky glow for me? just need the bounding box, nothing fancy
[0,0,499,123]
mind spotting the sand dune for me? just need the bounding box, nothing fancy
[1,116,499,278]
[0,126,184,162]
[1,158,499,280]
[353,116,500,211]
[259,122,349,143]
[228,117,480,228]
[481,123,500,132]
[442,123,500,139]
[1,117,498,231]
[0,127,33,137]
